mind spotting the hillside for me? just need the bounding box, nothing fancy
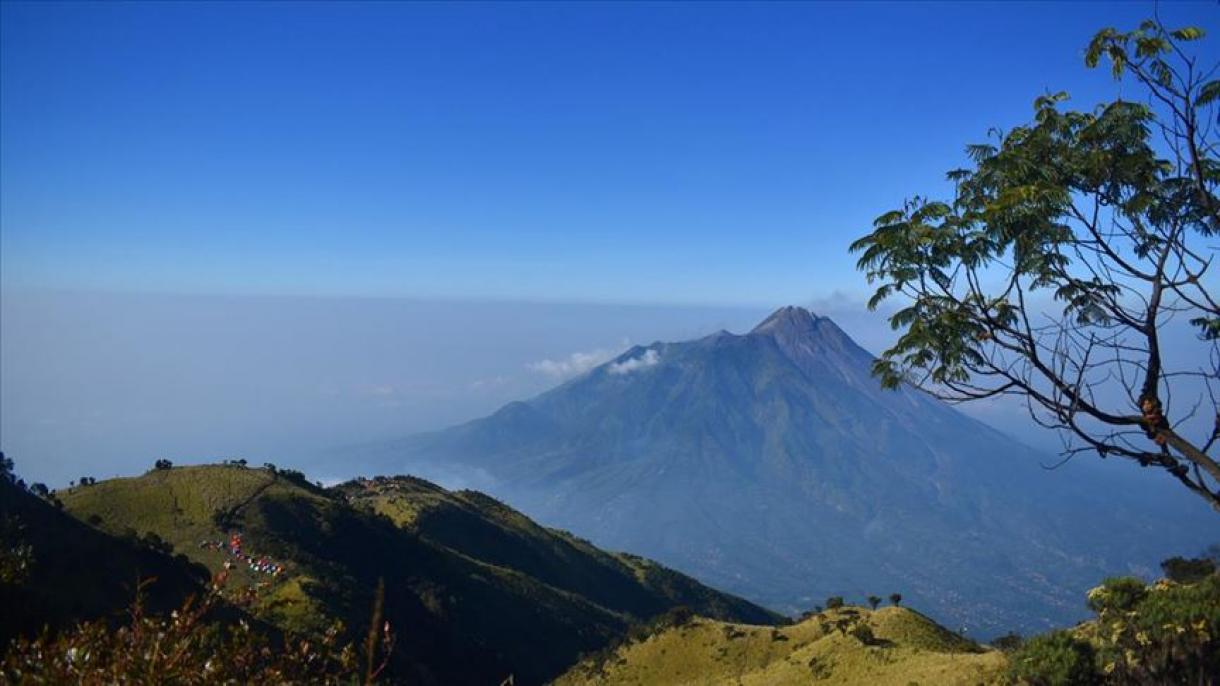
[335,475,780,625]
[554,605,1007,686]
[58,464,775,684]
[0,472,207,649]
[352,306,1214,635]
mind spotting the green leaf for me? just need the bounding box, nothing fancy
[1171,26,1205,41]
[1196,80,1220,108]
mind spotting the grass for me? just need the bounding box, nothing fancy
[554,606,1008,686]
[51,465,778,684]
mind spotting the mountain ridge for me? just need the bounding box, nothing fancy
[47,464,776,684]
[351,306,1213,635]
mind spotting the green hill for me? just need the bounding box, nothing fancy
[554,605,1007,686]
[335,475,781,625]
[0,475,208,649]
[56,464,776,684]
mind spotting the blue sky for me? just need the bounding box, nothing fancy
[3,1,1215,306]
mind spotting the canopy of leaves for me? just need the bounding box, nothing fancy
[850,19,1220,509]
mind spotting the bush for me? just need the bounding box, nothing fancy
[889,593,902,606]
[1085,577,1147,614]
[1009,630,1099,685]
[848,622,875,645]
[1,574,394,684]
[991,631,1024,652]
[1160,556,1216,584]
[825,596,844,610]
[0,515,34,585]
[1093,575,1220,684]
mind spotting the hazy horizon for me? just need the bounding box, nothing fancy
[1,287,1210,510]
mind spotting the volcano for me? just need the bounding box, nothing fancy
[353,306,1212,634]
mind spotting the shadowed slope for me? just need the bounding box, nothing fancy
[0,477,207,648]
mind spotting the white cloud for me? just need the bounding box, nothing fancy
[608,348,660,375]
[469,375,510,390]
[527,348,618,379]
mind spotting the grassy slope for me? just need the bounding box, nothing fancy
[555,606,1007,686]
[0,477,207,648]
[336,475,782,625]
[60,465,777,685]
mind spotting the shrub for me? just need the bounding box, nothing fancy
[848,622,875,645]
[991,631,1024,653]
[1085,577,1147,614]
[0,574,393,684]
[825,596,844,610]
[1093,575,1220,684]
[1160,556,1216,584]
[1009,630,1099,685]
[0,515,34,585]
[866,595,881,610]
[657,605,694,629]
[889,593,902,606]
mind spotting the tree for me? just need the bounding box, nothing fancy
[825,595,844,610]
[1008,630,1100,686]
[850,19,1220,510]
[889,593,902,606]
[991,632,1024,653]
[867,595,881,610]
[1161,555,1216,583]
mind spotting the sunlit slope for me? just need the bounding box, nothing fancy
[555,605,1007,686]
[61,464,775,684]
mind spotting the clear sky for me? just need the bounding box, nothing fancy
[3,1,1215,306]
[1,1,1217,497]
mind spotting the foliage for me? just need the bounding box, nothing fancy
[849,18,1220,509]
[1085,577,1148,614]
[1012,572,1219,684]
[991,631,1024,653]
[0,516,33,586]
[825,596,844,610]
[0,574,389,685]
[889,593,902,606]
[1160,555,1216,584]
[1090,575,1219,684]
[867,595,881,610]
[1009,630,1099,685]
